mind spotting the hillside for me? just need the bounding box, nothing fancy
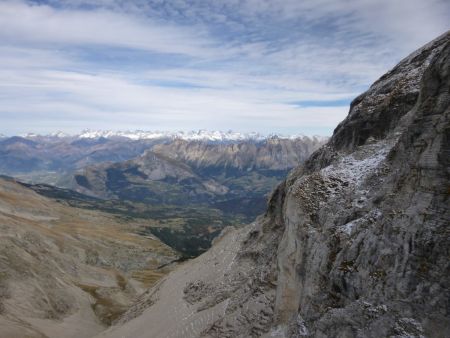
[98,32,450,338]
[0,177,178,338]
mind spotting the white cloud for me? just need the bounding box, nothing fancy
[0,66,348,135]
[0,0,448,136]
[0,1,217,57]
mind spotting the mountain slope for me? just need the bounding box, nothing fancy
[0,177,177,338]
[98,32,450,338]
[73,150,227,203]
[72,137,325,218]
[152,136,325,172]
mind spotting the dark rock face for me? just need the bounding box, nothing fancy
[330,35,445,152]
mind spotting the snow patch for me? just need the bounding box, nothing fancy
[321,143,390,187]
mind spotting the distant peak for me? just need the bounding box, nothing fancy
[22,130,329,142]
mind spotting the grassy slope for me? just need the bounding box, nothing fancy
[22,182,256,257]
[0,178,178,338]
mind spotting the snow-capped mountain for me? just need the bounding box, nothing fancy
[21,129,327,142]
[0,129,328,183]
[77,129,266,141]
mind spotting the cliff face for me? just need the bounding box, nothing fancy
[152,136,326,172]
[268,32,450,337]
[99,32,450,338]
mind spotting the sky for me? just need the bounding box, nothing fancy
[0,0,449,136]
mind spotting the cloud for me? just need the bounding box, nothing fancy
[0,66,349,135]
[0,1,217,57]
[0,0,449,136]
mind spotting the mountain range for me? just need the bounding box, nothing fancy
[72,137,323,209]
[20,130,326,142]
[0,132,325,185]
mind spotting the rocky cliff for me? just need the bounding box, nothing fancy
[152,136,325,172]
[98,31,450,338]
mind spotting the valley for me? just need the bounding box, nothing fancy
[0,134,325,257]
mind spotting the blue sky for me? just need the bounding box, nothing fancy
[0,0,449,136]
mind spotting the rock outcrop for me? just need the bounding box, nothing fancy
[98,31,450,338]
